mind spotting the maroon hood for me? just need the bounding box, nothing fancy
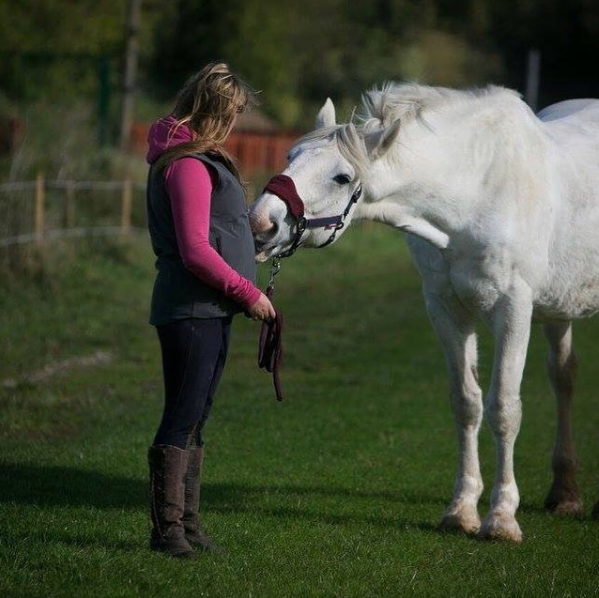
[146,116,193,164]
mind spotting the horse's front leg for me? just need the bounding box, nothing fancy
[425,292,483,534]
[479,288,533,543]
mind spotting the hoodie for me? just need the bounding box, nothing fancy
[146,117,261,309]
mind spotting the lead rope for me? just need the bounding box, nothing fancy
[258,258,285,401]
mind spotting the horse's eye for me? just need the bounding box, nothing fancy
[333,174,351,185]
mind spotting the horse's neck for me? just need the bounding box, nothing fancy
[354,197,451,249]
[357,160,470,251]
[357,101,551,250]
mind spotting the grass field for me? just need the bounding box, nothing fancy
[1,226,598,598]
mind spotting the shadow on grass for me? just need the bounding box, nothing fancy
[0,527,146,553]
[2,461,569,518]
[0,462,441,533]
[0,462,147,509]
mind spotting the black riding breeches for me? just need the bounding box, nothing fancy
[153,316,232,449]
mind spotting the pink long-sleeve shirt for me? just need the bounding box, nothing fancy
[146,117,261,308]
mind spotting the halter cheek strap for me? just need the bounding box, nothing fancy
[263,173,362,257]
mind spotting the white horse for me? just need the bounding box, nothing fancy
[249,83,599,542]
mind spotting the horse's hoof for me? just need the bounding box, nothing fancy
[545,496,584,516]
[439,504,481,535]
[477,512,522,543]
[545,485,583,516]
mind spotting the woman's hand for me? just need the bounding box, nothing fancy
[247,293,276,321]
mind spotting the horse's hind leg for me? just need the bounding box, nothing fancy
[543,321,583,515]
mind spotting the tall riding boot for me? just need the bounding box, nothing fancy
[183,447,223,552]
[148,445,195,559]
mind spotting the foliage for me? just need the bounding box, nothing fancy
[0,0,126,102]
[0,99,148,181]
[1,0,599,137]
[148,0,508,126]
[146,0,599,127]
[7,0,598,128]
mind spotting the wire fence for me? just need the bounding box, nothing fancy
[0,175,148,248]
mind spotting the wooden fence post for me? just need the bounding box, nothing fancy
[64,181,75,229]
[34,173,45,244]
[120,178,133,236]
[525,48,541,112]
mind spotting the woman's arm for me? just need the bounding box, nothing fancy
[165,157,261,308]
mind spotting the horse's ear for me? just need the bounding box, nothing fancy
[315,98,336,129]
[364,119,401,160]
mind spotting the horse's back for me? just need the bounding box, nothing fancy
[537,99,599,124]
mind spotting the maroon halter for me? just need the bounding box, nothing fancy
[263,174,305,221]
[263,173,362,258]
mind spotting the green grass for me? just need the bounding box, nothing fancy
[1,226,599,598]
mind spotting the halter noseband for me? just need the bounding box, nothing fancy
[263,174,362,258]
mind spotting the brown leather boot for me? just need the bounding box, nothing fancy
[148,445,195,559]
[182,446,223,552]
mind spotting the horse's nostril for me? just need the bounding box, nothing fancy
[271,221,279,235]
[250,213,274,234]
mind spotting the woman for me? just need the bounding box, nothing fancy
[145,62,275,559]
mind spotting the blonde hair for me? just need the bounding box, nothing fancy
[154,61,257,182]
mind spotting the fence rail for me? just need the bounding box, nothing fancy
[0,179,146,193]
[0,226,146,248]
[0,175,147,248]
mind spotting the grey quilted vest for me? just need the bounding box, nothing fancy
[146,152,257,325]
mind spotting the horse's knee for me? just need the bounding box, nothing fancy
[485,393,522,438]
[451,383,482,428]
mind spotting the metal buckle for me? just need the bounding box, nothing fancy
[297,217,307,235]
[268,257,281,288]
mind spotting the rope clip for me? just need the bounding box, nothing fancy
[267,257,281,289]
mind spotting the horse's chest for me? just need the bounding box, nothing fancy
[408,237,505,312]
[444,259,512,315]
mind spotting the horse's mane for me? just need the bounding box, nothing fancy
[295,83,522,175]
[295,124,370,176]
[359,82,519,129]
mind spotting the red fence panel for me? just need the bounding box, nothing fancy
[131,122,302,177]
[224,131,301,176]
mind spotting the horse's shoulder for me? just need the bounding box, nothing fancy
[407,235,446,272]
[407,235,455,296]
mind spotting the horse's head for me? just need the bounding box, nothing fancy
[249,98,400,261]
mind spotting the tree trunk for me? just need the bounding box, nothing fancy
[119,0,142,152]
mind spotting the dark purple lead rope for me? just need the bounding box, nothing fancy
[258,262,284,401]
